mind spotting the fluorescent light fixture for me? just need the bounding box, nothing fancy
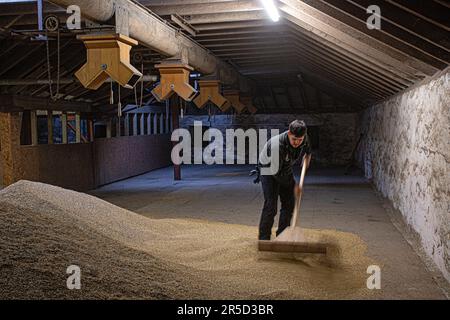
[261,0,280,22]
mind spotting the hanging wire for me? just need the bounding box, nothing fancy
[110,81,114,105]
[139,62,144,107]
[118,85,122,117]
[180,97,184,119]
[207,104,211,123]
[45,29,61,101]
[55,28,60,100]
[134,63,145,108]
[45,30,53,99]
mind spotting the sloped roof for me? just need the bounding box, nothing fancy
[0,0,448,112]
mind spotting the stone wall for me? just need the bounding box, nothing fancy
[180,113,358,167]
[357,70,450,282]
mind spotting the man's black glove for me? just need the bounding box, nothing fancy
[249,166,261,184]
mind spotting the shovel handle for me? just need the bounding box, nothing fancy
[291,156,308,228]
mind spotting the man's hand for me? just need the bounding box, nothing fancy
[294,184,302,197]
[249,166,261,184]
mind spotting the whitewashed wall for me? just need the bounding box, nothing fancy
[357,70,450,282]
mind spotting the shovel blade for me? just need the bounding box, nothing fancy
[258,227,327,254]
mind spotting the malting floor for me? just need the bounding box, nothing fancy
[90,164,448,299]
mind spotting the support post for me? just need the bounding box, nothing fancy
[75,113,81,143]
[116,116,121,137]
[30,111,38,145]
[165,101,170,133]
[88,118,94,142]
[140,113,145,135]
[160,113,165,134]
[47,110,53,144]
[106,118,112,138]
[153,113,158,134]
[61,112,67,144]
[147,113,152,135]
[132,113,138,136]
[124,113,130,136]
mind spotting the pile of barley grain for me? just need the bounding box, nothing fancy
[0,180,379,299]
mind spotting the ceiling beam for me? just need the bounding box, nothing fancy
[210,43,292,53]
[195,31,286,42]
[197,34,291,45]
[183,11,267,24]
[0,94,92,112]
[0,2,62,16]
[313,0,449,67]
[283,52,388,98]
[47,0,250,89]
[384,0,449,30]
[288,28,414,87]
[195,26,287,37]
[194,20,271,31]
[140,0,234,5]
[289,39,404,93]
[251,67,367,107]
[0,43,44,78]
[279,0,438,77]
[282,11,419,83]
[215,48,293,58]
[202,38,292,48]
[147,0,262,16]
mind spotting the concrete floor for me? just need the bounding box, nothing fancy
[91,165,448,299]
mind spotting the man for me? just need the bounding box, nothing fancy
[257,120,312,240]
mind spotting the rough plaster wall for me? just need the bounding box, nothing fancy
[180,113,357,166]
[357,71,450,282]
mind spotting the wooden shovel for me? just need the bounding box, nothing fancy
[258,156,327,254]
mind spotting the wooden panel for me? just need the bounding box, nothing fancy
[93,134,172,186]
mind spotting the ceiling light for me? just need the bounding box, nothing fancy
[261,0,280,22]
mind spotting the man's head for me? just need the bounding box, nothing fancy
[287,120,307,148]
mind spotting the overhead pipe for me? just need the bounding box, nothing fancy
[48,0,250,91]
